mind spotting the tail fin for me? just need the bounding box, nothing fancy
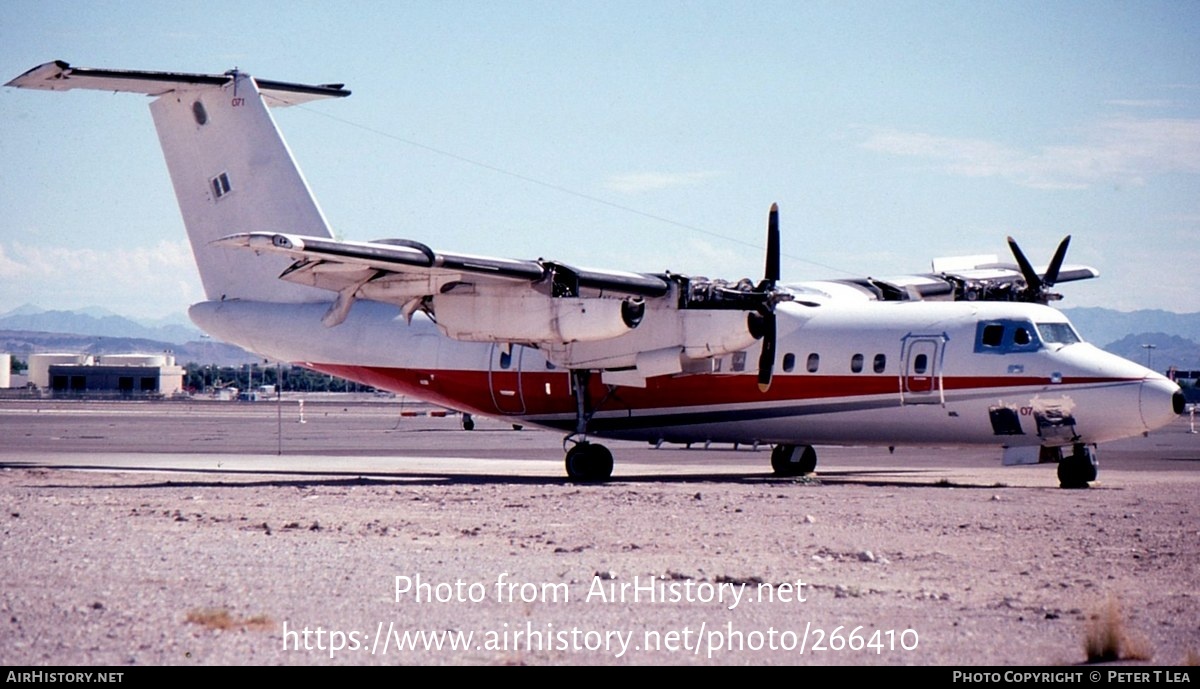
[6,61,350,304]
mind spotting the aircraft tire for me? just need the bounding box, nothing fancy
[771,444,817,477]
[462,415,475,431]
[1057,444,1098,489]
[565,442,614,482]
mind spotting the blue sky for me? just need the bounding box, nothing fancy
[2,0,1198,319]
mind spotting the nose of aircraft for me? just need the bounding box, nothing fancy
[1140,375,1185,432]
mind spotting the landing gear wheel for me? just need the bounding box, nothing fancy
[771,444,817,477]
[1057,444,1098,489]
[565,442,614,482]
[461,414,475,431]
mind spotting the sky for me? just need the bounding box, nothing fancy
[1,0,1198,319]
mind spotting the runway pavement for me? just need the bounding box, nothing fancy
[1,397,1198,666]
[2,396,1197,484]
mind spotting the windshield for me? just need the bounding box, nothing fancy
[1037,322,1082,345]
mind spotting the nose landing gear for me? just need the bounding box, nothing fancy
[770,444,818,477]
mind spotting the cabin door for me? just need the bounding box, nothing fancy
[488,344,526,414]
[901,335,946,405]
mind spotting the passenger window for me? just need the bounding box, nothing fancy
[982,324,1004,347]
[914,354,928,375]
[850,353,864,373]
[806,353,820,373]
[873,354,886,373]
[782,353,795,373]
[731,351,747,372]
[499,350,512,369]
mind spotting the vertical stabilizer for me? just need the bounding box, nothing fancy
[6,61,350,304]
[149,72,337,302]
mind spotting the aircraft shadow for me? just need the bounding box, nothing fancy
[1,461,1035,491]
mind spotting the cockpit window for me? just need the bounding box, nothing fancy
[1037,322,1082,345]
[981,324,1004,347]
[974,319,1042,354]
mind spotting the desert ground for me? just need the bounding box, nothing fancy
[1,397,1197,666]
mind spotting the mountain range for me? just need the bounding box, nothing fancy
[0,305,255,366]
[0,304,202,344]
[1,304,1197,370]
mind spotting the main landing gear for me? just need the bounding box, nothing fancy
[565,441,614,482]
[1057,443,1098,489]
[563,369,615,482]
[770,444,818,477]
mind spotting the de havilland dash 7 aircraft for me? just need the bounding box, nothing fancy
[7,61,1185,487]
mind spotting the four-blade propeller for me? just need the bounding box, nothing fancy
[1006,235,1071,304]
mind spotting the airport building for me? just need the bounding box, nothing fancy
[0,353,12,389]
[27,353,185,397]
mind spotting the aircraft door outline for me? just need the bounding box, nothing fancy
[488,344,527,414]
[901,333,948,405]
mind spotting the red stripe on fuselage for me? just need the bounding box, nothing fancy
[303,363,1129,417]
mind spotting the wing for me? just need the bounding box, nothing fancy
[930,235,1098,304]
[216,231,669,322]
[215,225,1097,385]
[215,228,792,387]
[795,235,1098,305]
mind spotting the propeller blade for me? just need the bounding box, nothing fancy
[1042,235,1071,287]
[764,203,780,287]
[1006,236,1042,293]
[753,203,782,392]
[757,310,776,392]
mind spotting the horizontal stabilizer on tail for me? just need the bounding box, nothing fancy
[6,60,349,107]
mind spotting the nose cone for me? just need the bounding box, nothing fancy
[1140,375,1185,432]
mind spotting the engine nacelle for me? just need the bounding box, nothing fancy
[434,292,642,343]
[549,305,761,372]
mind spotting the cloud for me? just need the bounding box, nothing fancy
[0,245,28,278]
[1104,99,1174,109]
[603,171,720,194]
[859,117,1200,190]
[0,240,203,318]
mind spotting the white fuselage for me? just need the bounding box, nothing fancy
[191,297,1181,450]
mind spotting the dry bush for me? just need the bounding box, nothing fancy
[1084,594,1153,663]
[186,607,274,632]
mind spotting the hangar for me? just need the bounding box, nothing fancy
[28,354,185,398]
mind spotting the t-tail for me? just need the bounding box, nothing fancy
[5,61,350,304]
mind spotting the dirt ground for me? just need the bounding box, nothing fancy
[1,398,1197,666]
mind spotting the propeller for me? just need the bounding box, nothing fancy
[756,204,782,392]
[1006,235,1071,304]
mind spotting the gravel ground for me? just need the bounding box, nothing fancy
[1,399,1198,666]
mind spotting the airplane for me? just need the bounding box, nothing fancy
[6,61,1185,488]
